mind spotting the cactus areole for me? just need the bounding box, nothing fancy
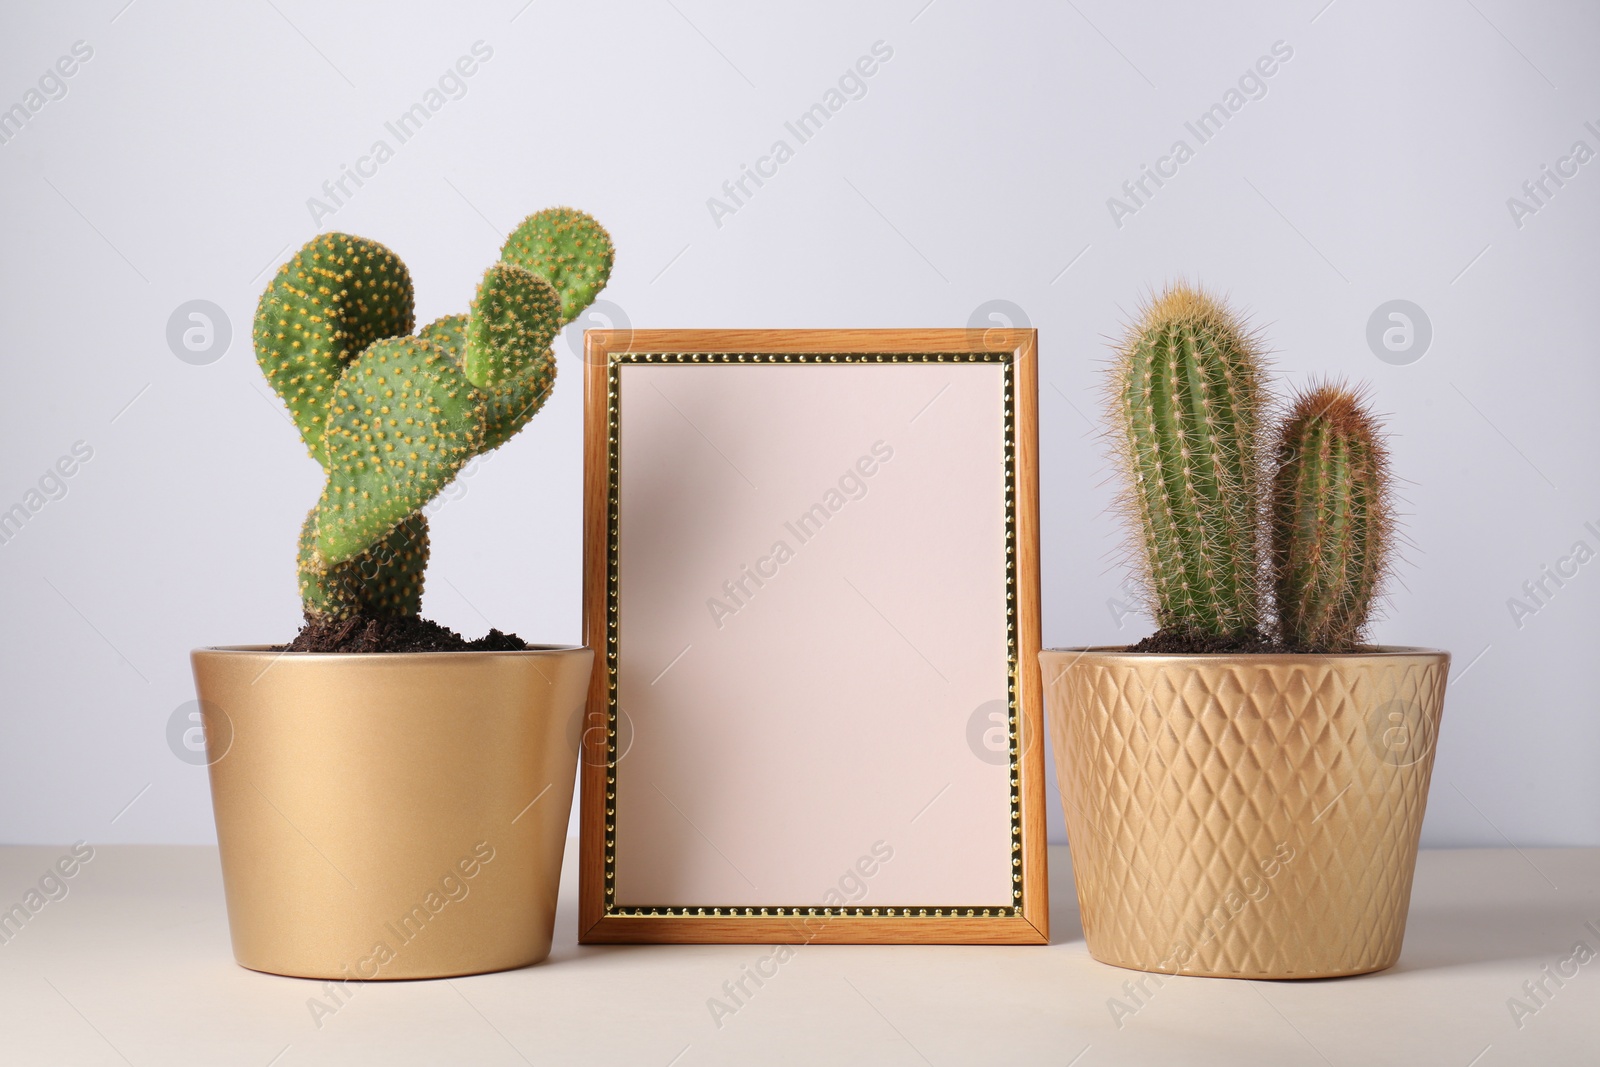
[252,208,614,651]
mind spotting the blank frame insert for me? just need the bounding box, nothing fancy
[579,330,1046,945]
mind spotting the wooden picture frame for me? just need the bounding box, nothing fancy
[579,329,1045,945]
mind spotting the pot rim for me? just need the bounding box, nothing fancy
[1041,644,1448,665]
[193,643,590,660]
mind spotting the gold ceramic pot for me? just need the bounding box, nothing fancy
[1041,646,1448,979]
[190,646,592,980]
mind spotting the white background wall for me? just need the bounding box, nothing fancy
[1,0,1595,849]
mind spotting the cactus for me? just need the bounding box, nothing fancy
[254,234,416,466]
[312,335,486,564]
[420,312,557,452]
[252,209,614,623]
[501,207,615,324]
[1270,383,1393,651]
[298,511,429,619]
[1111,285,1268,639]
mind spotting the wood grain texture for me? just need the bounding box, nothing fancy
[1012,329,1049,945]
[578,328,613,942]
[580,328,1047,945]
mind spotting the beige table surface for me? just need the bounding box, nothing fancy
[0,842,1594,1066]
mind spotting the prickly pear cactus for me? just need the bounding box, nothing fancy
[1112,285,1268,639]
[313,336,485,564]
[298,511,429,619]
[253,234,415,466]
[254,209,614,622]
[1270,383,1393,651]
[423,310,558,453]
[500,207,615,324]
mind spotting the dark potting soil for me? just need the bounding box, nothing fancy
[280,614,530,653]
[1130,627,1288,655]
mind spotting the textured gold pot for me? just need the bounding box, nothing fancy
[1041,646,1448,979]
[190,646,592,980]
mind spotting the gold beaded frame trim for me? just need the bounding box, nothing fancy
[579,330,1047,945]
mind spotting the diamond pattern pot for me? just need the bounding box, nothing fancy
[1041,647,1449,978]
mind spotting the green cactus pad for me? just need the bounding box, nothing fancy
[1271,383,1392,651]
[418,312,467,353]
[313,336,485,565]
[298,509,429,620]
[481,365,557,451]
[253,234,415,465]
[500,207,614,324]
[1114,285,1267,638]
[464,263,562,389]
[422,313,557,452]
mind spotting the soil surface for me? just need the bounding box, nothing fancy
[281,615,529,653]
[1130,627,1288,655]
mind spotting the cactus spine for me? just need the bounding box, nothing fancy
[253,209,614,622]
[1270,383,1393,651]
[1113,285,1267,639]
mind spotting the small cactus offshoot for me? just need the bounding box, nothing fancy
[1270,383,1393,651]
[253,208,614,623]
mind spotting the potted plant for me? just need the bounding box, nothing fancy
[1042,285,1448,979]
[190,208,614,980]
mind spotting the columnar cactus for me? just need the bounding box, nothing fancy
[1270,383,1393,651]
[1108,287,1401,653]
[1111,285,1268,639]
[254,208,614,622]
